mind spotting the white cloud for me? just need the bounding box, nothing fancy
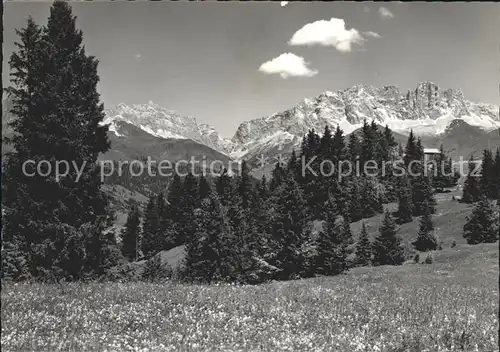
[280,1,288,7]
[288,18,364,53]
[378,7,394,19]
[364,31,381,38]
[258,53,318,79]
[134,54,142,61]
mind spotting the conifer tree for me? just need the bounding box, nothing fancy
[360,177,383,218]
[347,132,361,163]
[316,215,347,276]
[396,174,414,224]
[494,148,500,199]
[270,175,308,280]
[432,144,459,192]
[403,130,418,168]
[348,177,364,222]
[479,149,496,199]
[412,205,438,252]
[319,124,333,158]
[121,203,141,261]
[373,211,405,266]
[166,174,183,246]
[215,168,233,206]
[184,193,235,283]
[463,196,499,245]
[462,156,480,203]
[360,119,376,169]
[184,172,200,211]
[3,3,111,278]
[332,125,346,165]
[258,175,269,200]
[355,223,372,266]
[198,175,211,200]
[237,160,253,209]
[141,195,160,259]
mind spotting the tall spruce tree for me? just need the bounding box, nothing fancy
[347,132,361,163]
[432,145,457,192]
[463,196,499,245]
[462,156,481,203]
[479,149,496,199]
[141,195,160,259]
[3,3,112,279]
[270,174,308,280]
[494,148,500,199]
[121,203,141,261]
[403,130,418,168]
[198,175,211,201]
[355,222,372,266]
[396,173,414,224]
[184,192,238,283]
[412,204,438,252]
[373,211,405,266]
[316,214,348,276]
[165,174,183,246]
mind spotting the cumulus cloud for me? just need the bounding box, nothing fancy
[288,18,364,53]
[364,31,381,38]
[280,1,288,7]
[258,53,318,79]
[378,7,394,19]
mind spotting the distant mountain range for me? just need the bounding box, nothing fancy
[3,82,499,176]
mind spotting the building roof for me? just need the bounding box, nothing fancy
[423,148,440,154]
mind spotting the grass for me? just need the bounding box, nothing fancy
[2,243,498,352]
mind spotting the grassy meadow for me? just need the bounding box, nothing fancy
[2,191,498,351]
[2,242,498,352]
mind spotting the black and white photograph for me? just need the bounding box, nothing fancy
[1,0,499,351]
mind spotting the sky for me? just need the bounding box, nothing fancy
[3,1,499,137]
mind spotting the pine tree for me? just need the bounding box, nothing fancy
[316,215,349,276]
[479,149,496,199]
[319,124,333,158]
[215,168,233,206]
[396,174,414,224]
[403,130,418,168]
[184,193,234,283]
[3,3,111,278]
[348,177,364,222]
[184,172,199,211]
[494,148,500,199]
[463,196,499,245]
[237,161,253,209]
[270,175,308,280]
[373,211,405,266]
[462,156,481,203]
[360,119,376,169]
[141,195,160,259]
[198,175,211,200]
[360,177,383,218]
[332,125,346,165]
[347,132,361,163]
[411,157,436,216]
[412,205,438,252]
[121,203,141,261]
[166,174,183,246]
[433,145,459,192]
[355,223,372,266]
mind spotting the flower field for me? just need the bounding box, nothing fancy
[2,243,498,352]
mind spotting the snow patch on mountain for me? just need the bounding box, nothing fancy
[102,101,232,154]
[229,82,499,160]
